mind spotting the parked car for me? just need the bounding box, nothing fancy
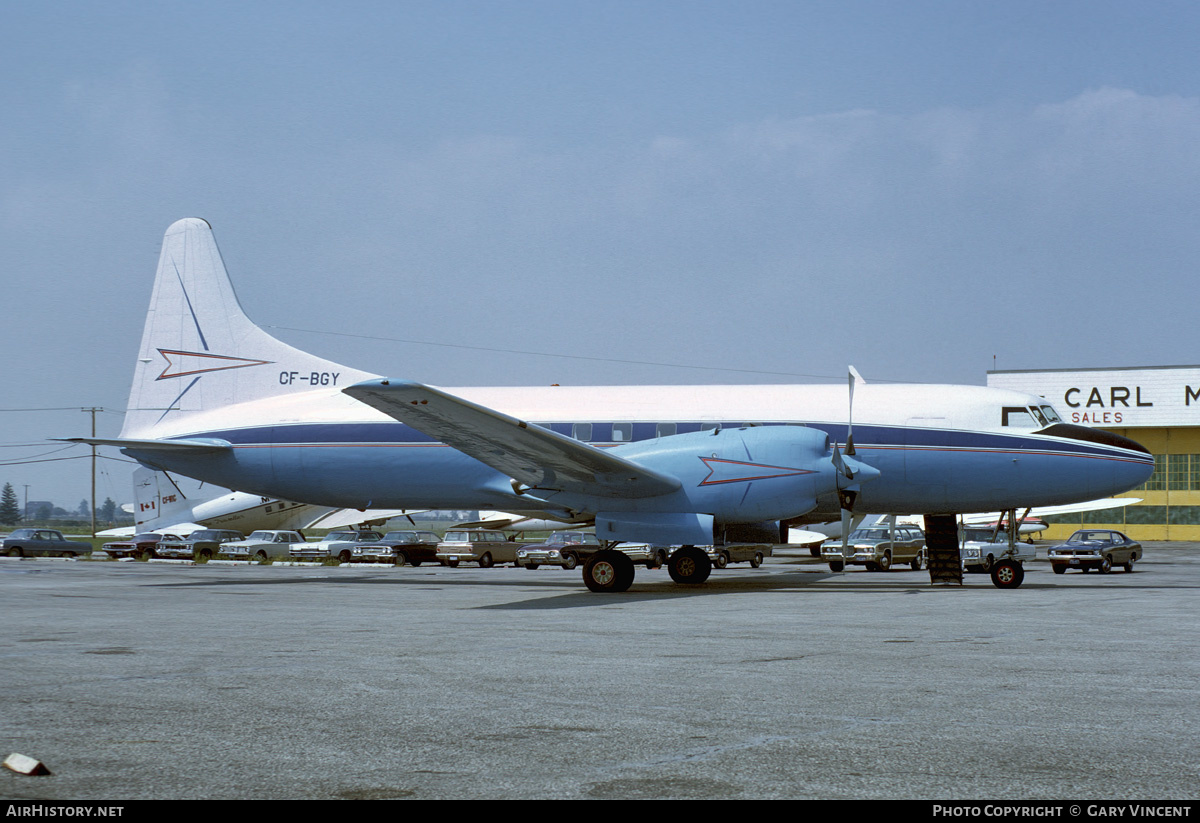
[516,532,602,569]
[217,530,307,561]
[707,544,772,569]
[101,532,182,560]
[617,543,669,569]
[822,524,926,571]
[1,528,91,558]
[1047,530,1142,574]
[154,529,244,560]
[436,529,523,567]
[290,530,384,563]
[351,530,443,565]
[960,527,1036,573]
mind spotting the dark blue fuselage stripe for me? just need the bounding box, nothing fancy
[169,421,1154,464]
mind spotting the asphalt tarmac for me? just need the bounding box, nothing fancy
[2,545,1197,800]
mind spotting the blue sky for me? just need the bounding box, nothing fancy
[3,1,1199,508]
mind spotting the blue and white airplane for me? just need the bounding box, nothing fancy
[71,218,1154,591]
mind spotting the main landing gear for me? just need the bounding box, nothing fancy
[582,550,636,593]
[581,544,714,592]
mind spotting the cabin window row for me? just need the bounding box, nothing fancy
[539,421,788,443]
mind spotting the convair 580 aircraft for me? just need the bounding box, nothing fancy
[72,218,1154,592]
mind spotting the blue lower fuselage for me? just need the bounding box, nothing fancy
[124,420,1155,521]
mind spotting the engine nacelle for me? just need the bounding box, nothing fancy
[542,426,879,547]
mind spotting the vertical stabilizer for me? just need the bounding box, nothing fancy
[121,218,374,438]
[131,467,194,529]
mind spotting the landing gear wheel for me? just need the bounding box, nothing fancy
[990,559,1025,589]
[668,546,712,584]
[582,550,635,593]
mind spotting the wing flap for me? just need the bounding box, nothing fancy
[343,379,680,499]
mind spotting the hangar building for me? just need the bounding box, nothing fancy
[987,365,1200,541]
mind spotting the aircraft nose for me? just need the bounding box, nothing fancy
[1040,423,1155,492]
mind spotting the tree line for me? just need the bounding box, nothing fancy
[0,482,122,526]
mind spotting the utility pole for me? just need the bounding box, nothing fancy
[82,407,100,537]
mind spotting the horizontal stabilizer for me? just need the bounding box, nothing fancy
[56,437,232,452]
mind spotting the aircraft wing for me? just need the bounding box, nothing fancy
[343,379,681,499]
[956,497,1143,525]
[300,508,417,530]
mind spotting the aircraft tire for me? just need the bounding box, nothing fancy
[990,559,1025,589]
[668,546,711,584]
[582,550,634,593]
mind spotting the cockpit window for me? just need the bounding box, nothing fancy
[1040,405,1062,423]
[1029,407,1049,427]
[1001,407,1036,428]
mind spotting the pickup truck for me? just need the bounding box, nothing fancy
[960,527,1035,573]
[1,529,91,558]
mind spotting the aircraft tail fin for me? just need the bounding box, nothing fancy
[121,218,374,438]
[131,467,194,530]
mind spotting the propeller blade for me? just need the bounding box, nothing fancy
[846,366,864,456]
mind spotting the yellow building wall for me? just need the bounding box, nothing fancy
[1038,426,1200,541]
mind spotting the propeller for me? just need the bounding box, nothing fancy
[832,367,878,557]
